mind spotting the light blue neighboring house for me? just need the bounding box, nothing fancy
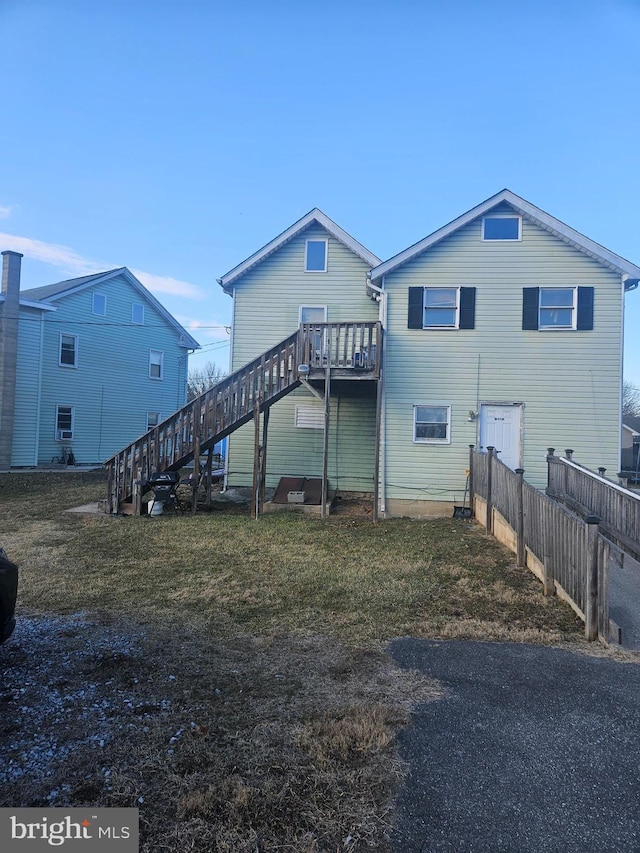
[0,251,199,468]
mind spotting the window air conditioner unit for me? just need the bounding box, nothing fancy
[57,429,73,440]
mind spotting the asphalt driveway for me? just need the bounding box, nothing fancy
[389,640,640,853]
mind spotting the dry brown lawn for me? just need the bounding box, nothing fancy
[0,470,590,851]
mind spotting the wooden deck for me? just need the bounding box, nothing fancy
[105,322,382,513]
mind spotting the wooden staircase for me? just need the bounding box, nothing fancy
[105,321,381,514]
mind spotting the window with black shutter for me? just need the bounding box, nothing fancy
[522,286,594,331]
[407,286,476,330]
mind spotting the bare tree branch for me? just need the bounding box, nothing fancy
[187,361,226,401]
[623,381,640,418]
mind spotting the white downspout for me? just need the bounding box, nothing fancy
[34,310,45,465]
[368,275,387,515]
[223,286,236,493]
[621,273,629,476]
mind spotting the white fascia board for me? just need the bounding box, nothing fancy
[20,299,57,311]
[370,189,640,282]
[0,295,56,311]
[217,208,380,293]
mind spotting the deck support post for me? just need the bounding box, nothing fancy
[251,396,262,520]
[468,445,475,518]
[322,364,331,519]
[260,405,270,510]
[205,448,213,508]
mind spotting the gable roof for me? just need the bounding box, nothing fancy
[369,189,640,285]
[21,267,200,349]
[217,208,381,293]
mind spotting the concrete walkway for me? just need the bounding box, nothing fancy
[389,639,640,853]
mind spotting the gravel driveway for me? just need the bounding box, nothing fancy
[389,639,640,853]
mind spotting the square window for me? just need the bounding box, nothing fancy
[132,303,144,325]
[482,216,521,241]
[414,405,451,444]
[92,293,106,315]
[539,287,576,329]
[423,288,458,328]
[59,334,78,367]
[305,239,327,272]
[149,350,164,380]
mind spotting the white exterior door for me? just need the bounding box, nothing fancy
[479,404,522,470]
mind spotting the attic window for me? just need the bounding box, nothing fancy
[92,293,107,315]
[482,216,521,241]
[305,239,327,272]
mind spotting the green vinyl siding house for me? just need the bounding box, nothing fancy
[0,252,199,469]
[216,191,640,517]
[218,210,381,495]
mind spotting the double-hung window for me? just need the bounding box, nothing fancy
[413,405,451,444]
[147,411,160,431]
[522,286,594,331]
[539,288,576,329]
[408,287,476,330]
[59,334,78,367]
[56,405,74,440]
[149,350,164,380]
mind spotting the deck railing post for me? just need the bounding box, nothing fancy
[486,446,494,534]
[585,515,600,641]
[515,467,525,567]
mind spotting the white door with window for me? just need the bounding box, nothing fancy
[479,404,522,470]
[300,305,327,364]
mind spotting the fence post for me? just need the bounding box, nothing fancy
[542,497,555,596]
[468,445,475,518]
[546,448,556,497]
[585,516,600,641]
[486,446,494,534]
[515,468,525,567]
[597,537,610,643]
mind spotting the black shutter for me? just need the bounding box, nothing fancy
[459,287,476,329]
[408,287,424,329]
[522,287,539,330]
[577,286,594,330]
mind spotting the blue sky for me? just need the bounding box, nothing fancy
[1,0,640,382]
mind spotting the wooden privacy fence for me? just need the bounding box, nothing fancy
[546,449,640,563]
[470,446,611,643]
